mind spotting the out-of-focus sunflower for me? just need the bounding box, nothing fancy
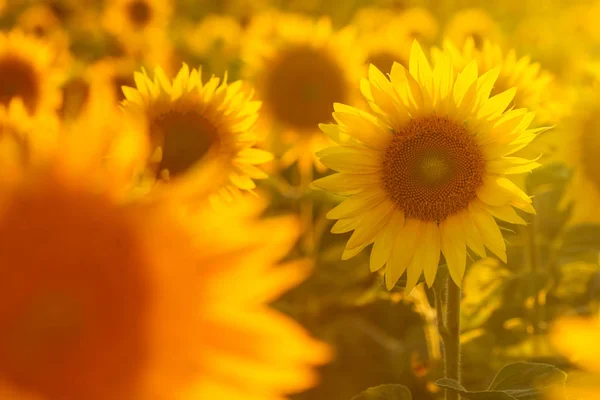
[434,38,562,123]
[179,15,242,80]
[313,42,543,291]
[103,0,174,69]
[0,30,63,118]
[443,8,503,50]
[357,7,438,73]
[243,14,364,172]
[121,64,271,201]
[558,92,600,225]
[0,136,329,400]
[103,0,171,38]
[16,4,72,68]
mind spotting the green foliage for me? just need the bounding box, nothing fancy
[437,362,567,400]
[351,384,413,400]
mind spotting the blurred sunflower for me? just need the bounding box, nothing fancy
[244,14,364,171]
[558,93,600,225]
[0,30,63,118]
[434,38,561,123]
[16,3,72,69]
[121,64,271,201]
[103,0,171,37]
[444,8,503,50]
[358,7,438,73]
[180,14,242,80]
[0,138,329,399]
[103,0,174,69]
[313,42,543,291]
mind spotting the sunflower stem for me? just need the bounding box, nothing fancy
[442,275,461,400]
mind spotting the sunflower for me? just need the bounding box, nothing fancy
[313,42,543,292]
[243,14,364,171]
[0,30,63,118]
[434,38,560,123]
[0,138,329,400]
[121,64,271,201]
[558,92,600,225]
[16,4,73,70]
[102,0,174,68]
[357,7,438,74]
[103,0,171,37]
[443,8,503,50]
[180,14,242,80]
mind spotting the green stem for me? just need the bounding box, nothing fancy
[526,201,542,354]
[443,277,461,400]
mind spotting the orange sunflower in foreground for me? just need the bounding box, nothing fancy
[0,142,329,400]
[121,64,271,201]
[313,42,544,291]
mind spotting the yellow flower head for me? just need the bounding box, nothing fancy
[102,0,174,67]
[313,42,544,292]
[103,0,171,37]
[434,38,561,124]
[444,8,503,50]
[0,142,329,400]
[122,64,271,201]
[0,30,63,118]
[243,13,364,171]
[181,15,243,80]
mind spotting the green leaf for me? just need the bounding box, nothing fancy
[351,384,412,400]
[436,378,515,400]
[487,362,567,399]
[436,363,567,400]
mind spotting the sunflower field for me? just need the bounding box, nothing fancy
[1,0,600,399]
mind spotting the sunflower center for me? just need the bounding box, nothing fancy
[0,180,151,400]
[150,111,221,179]
[367,51,404,74]
[381,115,485,222]
[580,119,600,190]
[127,0,152,27]
[0,55,40,114]
[265,45,348,130]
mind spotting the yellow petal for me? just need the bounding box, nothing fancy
[327,190,386,220]
[385,219,423,290]
[470,203,507,263]
[441,213,467,287]
[346,200,396,249]
[370,210,404,272]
